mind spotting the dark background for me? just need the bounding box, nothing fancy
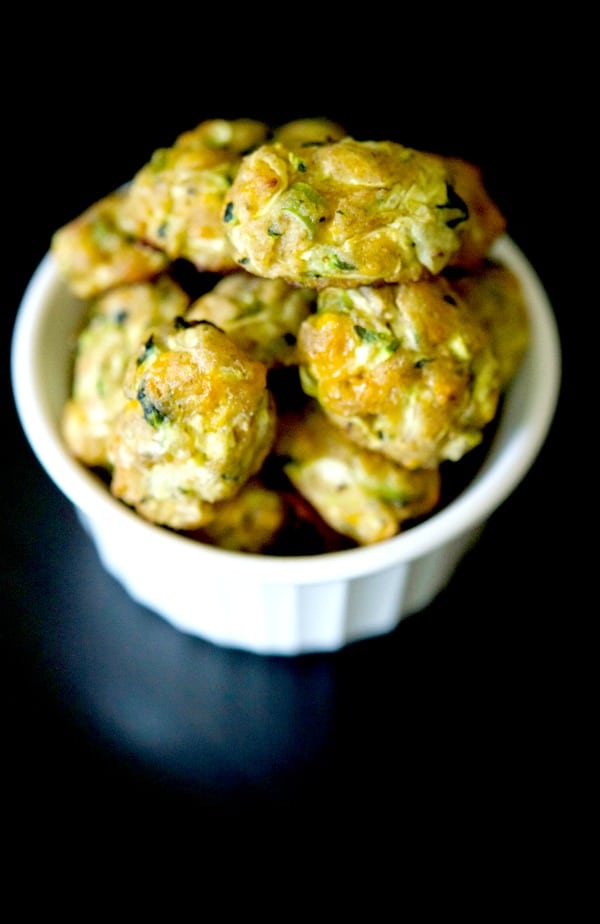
[1,30,589,872]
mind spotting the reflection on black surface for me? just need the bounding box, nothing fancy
[49,532,338,800]
[3,426,539,816]
[2,372,571,857]
[5,459,333,805]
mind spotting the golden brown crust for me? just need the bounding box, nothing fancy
[61,276,190,468]
[444,158,507,269]
[108,318,277,529]
[118,119,270,273]
[223,137,504,289]
[272,117,347,148]
[449,260,529,385]
[297,275,502,469]
[275,401,440,544]
[51,189,169,298]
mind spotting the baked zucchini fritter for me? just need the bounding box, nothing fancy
[275,401,440,544]
[444,158,506,270]
[51,188,169,298]
[450,260,529,385]
[272,117,347,149]
[194,477,287,552]
[223,136,505,289]
[184,271,316,368]
[297,274,504,469]
[117,118,270,273]
[108,317,277,530]
[61,275,190,468]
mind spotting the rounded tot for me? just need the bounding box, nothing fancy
[223,137,501,289]
[297,274,509,469]
[108,317,277,528]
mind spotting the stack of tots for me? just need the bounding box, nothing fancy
[52,117,529,554]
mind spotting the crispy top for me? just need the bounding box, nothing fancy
[223,136,505,288]
[118,119,270,272]
[61,275,190,468]
[108,317,277,528]
[297,272,505,468]
[51,189,169,298]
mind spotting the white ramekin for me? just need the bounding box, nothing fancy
[10,236,561,655]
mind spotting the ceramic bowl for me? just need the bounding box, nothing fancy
[10,236,561,655]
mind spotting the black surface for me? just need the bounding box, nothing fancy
[2,44,587,858]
